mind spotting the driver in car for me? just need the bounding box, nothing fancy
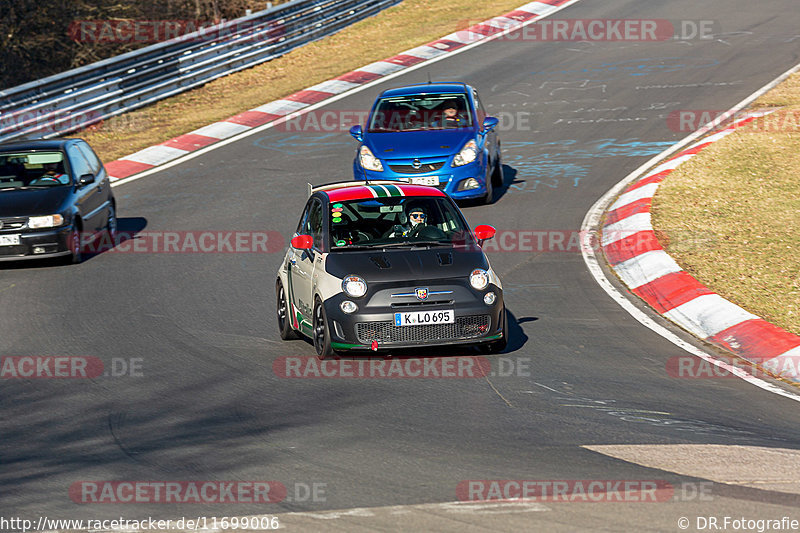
[385,204,431,238]
[32,162,70,185]
[431,100,467,128]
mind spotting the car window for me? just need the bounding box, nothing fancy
[303,198,324,250]
[0,151,70,189]
[76,142,102,175]
[67,145,93,181]
[368,93,473,132]
[329,196,475,249]
[473,89,487,123]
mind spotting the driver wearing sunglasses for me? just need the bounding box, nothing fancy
[384,203,431,238]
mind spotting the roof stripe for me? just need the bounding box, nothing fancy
[370,185,389,197]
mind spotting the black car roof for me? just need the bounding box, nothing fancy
[0,138,82,152]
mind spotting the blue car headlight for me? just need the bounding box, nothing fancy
[453,140,478,167]
[359,145,384,172]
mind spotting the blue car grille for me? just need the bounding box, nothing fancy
[388,162,446,174]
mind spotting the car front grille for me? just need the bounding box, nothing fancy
[356,315,491,344]
[390,299,454,308]
[388,162,446,174]
[0,217,27,230]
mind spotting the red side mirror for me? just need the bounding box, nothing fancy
[474,225,496,241]
[291,234,313,250]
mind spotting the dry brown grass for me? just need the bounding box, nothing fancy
[652,73,800,335]
[75,0,526,162]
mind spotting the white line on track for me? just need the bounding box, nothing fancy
[580,61,800,403]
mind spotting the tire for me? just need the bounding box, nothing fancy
[480,168,494,205]
[276,280,299,340]
[491,145,504,186]
[312,298,335,359]
[105,204,118,246]
[480,306,508,354]
[66,223,82,264]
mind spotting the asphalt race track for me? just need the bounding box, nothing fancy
[3,0,800,530]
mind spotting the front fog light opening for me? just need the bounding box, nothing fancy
[340,300,358,314]
[484,292,496,306]
[458,178,480,191]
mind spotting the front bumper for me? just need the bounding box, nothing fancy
[353,157,489,200]
[0,227,72,262]
[323,283,504,351]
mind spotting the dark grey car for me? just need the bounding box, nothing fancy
[0,138,116,263]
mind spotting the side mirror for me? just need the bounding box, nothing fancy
[474,224,496,246]
[291,234,314,250]
[481,117,499,134]
[78,173,95,186]
[349,125,363,142]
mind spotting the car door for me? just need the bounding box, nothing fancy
[289,197,324,327]
[66,144,103,233]
[473,89,497,166]
[77,141,113,226]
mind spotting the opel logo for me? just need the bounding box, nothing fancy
[415,288,428,300]
[0,221,4,230]
[412,159,422,169]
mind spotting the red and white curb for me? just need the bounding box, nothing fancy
[104,0,577,182]
[600,111,800,381]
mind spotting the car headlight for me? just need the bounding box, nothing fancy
[342,275,368,298]
[359,145,384,172]
[453,140,478,167]
[28,214,64,229]
[469,269,489,290]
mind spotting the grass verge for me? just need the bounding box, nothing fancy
[75,0,527,163]
[652,72,800,335]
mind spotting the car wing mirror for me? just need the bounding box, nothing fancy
[474,224,496,246]
[481,117,499,135]
[349,125,364,142]
[291,234,314,250]
[78,173,95,186]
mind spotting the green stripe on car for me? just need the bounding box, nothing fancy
[370,185,388,197]
[384,184,403,197]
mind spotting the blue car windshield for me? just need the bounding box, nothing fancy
[0,151,71,191]
[329,195,476,249]
[368,93,473,132]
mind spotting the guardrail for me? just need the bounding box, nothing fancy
[0,0,401,144]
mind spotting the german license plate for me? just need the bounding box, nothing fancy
[0,234,20,246]
[411,176,438,186]
[394,310,454,326]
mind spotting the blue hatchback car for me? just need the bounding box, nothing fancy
[349,83,502,204]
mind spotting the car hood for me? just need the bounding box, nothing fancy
[0,187,71,217]
[365,129,475,160]
[326,246,488,283]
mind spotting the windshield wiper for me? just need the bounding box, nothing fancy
[359,240,450,249]
[407,240,451,247]
[333,244,380,251]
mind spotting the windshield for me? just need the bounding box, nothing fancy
[0,151,71,190]
[368,93,473,132]
[329,195,475,250]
